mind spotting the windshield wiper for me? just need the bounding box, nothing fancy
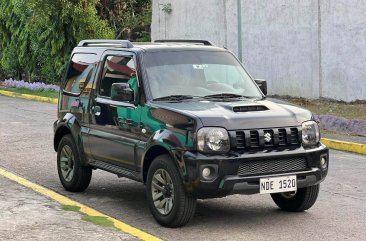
[203,93,256,99]
[152,95,195,101]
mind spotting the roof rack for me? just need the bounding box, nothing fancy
[78,40,134,48]
[154,39,214,46]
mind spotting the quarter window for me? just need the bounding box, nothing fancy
[61,53,98,110]
[64,53,98,94]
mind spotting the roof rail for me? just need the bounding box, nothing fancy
[154,39,214,46]
[78,39,134,48]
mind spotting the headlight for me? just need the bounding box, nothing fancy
[197,127,230,153]
[302,121,320,146]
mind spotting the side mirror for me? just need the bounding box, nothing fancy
[255,79,267,95]
[111,83,134,102]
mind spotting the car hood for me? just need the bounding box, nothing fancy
[150,98,313,130]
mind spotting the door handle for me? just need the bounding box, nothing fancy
[92,106,101,116]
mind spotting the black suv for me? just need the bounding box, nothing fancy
[54,39,329,227]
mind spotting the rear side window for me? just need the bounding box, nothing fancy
[61,53,98,110]
[64,53,98,94]
[99,55,136,98]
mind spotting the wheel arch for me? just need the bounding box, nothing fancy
[54,125,71,152]
[54,114,88,166]
[142,144,188,185]
[142,144,171,183]
[141,127,191,184]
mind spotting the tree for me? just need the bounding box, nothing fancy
[97,0,151,41]
[0,0,115,83]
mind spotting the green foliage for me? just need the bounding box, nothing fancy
[0,86,59,99]
[97,0,152,41]
[0,0,153,84]
[0,0,115,84]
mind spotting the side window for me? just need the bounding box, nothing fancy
[99,55,136,98]
[61,53,98,110]
[64,53,98,94]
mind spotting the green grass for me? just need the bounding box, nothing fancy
[275,96,366,121]
[62,205,81,212]
[0,86,58,99]
[62,205,115,229]
[62,205,116,229]
[82,215,114,227]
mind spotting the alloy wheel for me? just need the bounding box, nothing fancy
[151,169,175,215]
[59,145,75,182]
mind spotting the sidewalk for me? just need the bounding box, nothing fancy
[322,133,366,145]
[0,175,138,241]
[321,133,366,155]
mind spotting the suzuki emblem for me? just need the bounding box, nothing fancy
[264,132,272,143]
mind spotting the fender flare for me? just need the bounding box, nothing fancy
[141,129,189,183]
[54,113,88,166]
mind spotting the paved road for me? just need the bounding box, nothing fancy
[0,95,365,241]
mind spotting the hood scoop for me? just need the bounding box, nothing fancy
[233,105,268,112]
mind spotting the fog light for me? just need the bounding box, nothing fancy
[321,156,327,169]
[202,167,211,178]
[200,165,218,181]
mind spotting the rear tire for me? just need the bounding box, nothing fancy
[146,154,196,227]
[57,134,92,192]
[271,184,320,212]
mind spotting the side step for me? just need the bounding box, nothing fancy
[89,159,140,181]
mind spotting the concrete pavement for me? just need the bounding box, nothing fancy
[0,175,137,241]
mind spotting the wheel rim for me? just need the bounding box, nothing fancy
[280,191,297,199]
[59,145,75,182]
[151,169,174,215]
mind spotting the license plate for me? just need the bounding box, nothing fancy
[260,175,297,194]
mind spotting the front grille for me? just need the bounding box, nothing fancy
[237,157,308,176]
[278,128,286,145]
[250,131,259,147]
[232,127,301,150]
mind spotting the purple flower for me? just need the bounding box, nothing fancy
[2,79,60,92]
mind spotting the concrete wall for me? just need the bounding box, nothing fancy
[320,0,366,101]
[151,0,366,102]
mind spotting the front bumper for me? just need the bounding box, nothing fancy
[181,144,329,198]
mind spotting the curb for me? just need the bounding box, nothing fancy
[0,89,58,104]
[1,89,364,155]
[0,168,162,241]
[321,138,366,155]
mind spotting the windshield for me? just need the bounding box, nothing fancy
[144,50,262,100]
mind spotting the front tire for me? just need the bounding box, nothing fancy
[57,134,92,192]
[146,154,196,227]
[271,184,320,212]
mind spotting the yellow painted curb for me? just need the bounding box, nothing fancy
[321,138,366,155]
[0,89,58,104]
[0,168,162,241]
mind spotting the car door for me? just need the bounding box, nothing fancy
[60,53,99,156]
[88,51,142,171]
